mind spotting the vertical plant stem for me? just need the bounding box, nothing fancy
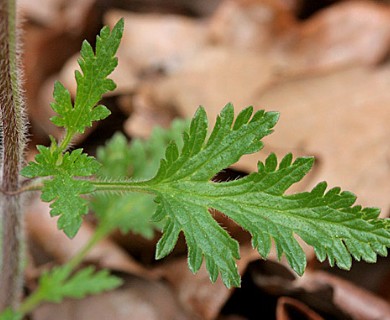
[0,0,27,310]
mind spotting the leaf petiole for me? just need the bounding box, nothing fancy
[91,180,155,195]
[58,130,75,153]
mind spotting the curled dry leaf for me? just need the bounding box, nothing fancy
[103,0,222,17]
[207,0,390,72]
[208,0,296,50]
[159,245,260,320]
[18,0,98,31]
[25,198,154,278]
[276,297,325,320]
[250,260,390,319]
[281,1,390,73]
[250,260,300,296]
[148,46,278,119]
[105,9,208,74]
[120,86,180,138]
[130,45,284,143]
[298,271,390,320]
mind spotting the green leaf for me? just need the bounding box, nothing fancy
[154,194,241,287]
[151,103,278,183]
[95,132,133,179]
[92,120,188,238]
[37,265,122,303]
[22,146,100,178]
[146,104,278,286]
[42,175,95,238]
[196,154,389,275]
[20,20,124,238]
[140,103,390,287]
[22,146,101,238]
[50,19,124,134]
[92,194,157,239]
[0,309,22,320]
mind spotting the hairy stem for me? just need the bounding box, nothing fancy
[92,180,155,194]
[0,0,27,310]
[58,130,74,153]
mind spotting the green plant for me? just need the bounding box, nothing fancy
[0,6,389,319]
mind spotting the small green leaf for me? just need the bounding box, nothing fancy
[21,20,125,239]
[0,309,22,320]
[37,265,122,303]
[95,132,133,179]
[93,194,157,238]
[23,147,100,179]
[22,147,101,238]
[21,144,62,178]
[151,103,278,184]
[50,19,124,134]
[42,175,95,238]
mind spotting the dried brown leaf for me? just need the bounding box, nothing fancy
[299,271,390,320]
[25,198,154,278]
[208,0,296,50]
[158,245,259,320]
[105,10,208,74]
[281,1,390,73]
[276,297,325,320]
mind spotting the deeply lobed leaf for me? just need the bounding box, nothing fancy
[42,175,95,238]
[148,104,279,286]
[37,265,122,303]
[21,20,124,239]
[50,19,124,134]
[142,104,390,287]
[189,154,389,275]
[151,103,278,184]
[154,195,241,287]
[22,146,101,238]
[22,146,100,179]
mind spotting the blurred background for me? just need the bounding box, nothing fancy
[18,0,390,319]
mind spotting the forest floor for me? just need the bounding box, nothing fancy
[19,0,390,319]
